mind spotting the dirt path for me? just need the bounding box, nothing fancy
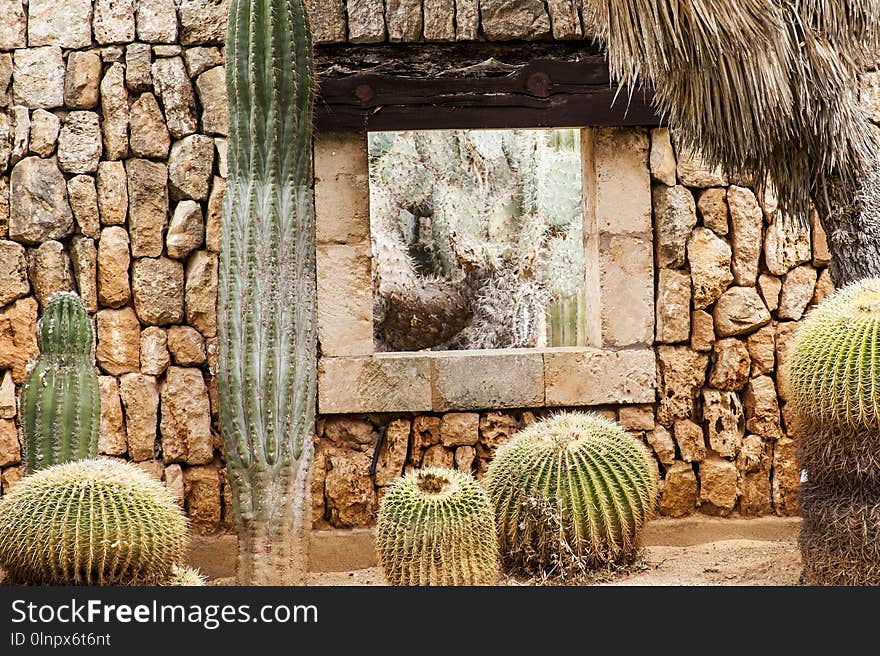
[306,539,802,586]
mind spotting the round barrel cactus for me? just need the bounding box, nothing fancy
[799,482,880,585]
[785,278,880,429]
[376,468,499,586]
[0,459,188,585]
[486,412,658,572]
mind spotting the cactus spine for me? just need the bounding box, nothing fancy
[377,468,499,586]
[486,413,658,573]
[219,0,317,584]
[0,459,188,585]
[19,292,99,474]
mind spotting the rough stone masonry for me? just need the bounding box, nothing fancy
[0,0,873,536]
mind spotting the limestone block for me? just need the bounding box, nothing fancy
[659,461,697,517]
[696,188,728,236]
[0,297,38,383]
[316,243,373,357]
[97,225,131,308]
[9,156,73,244]
[28,0,92,48]
[656,345,709,425]
[649,128,676,186]
[688,227,733,310]
[126,159,168,256]
[314,132,370,244]
[713,287,771,337]
[64,51,102,110]
[318,354,432,413]
[653,185,697,268]
[545,347,656,406]
[728,186,763,286]
[655,268,691,344]
[699,456,737,516]
[13,47,64,108]
[702,389,745,458]
[601,235,654,347]
[480,0,551,40]
[96,307,140,375]
[386,0,422,41]
[347,0,386,43]
[433,350,544,411]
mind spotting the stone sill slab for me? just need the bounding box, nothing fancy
[187,518,803,576]
[317,346,657,414]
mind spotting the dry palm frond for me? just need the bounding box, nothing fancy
[584,0,879,223]
[796,0,880,60]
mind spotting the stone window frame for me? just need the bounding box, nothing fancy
[314,127,657,414]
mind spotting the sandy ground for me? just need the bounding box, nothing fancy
[306,539,802,586]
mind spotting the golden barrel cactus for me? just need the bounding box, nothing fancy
[376,468,499,586]
[785,278,880,429]
[486,413,658,573]
[0,459,188,585]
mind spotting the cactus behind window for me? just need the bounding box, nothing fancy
[19,292,99,475]
[218,0,317,584]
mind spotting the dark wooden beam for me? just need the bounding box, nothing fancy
[314,45,660,133]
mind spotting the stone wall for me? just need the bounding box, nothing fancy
[0,0,229,532]
[311,128,834,528]
[307,0,588,43]
[0,0,841,536]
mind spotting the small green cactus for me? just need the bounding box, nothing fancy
[376,468,499,586]
[785,278,880,428]
[486,413,658,573]
[19,292,99,474]
[0,459,188,585]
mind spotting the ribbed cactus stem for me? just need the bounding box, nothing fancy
[19,292,99,474]
[377,468,499,586]
[0,459,188,585]
[486,413,658,573]
[219,0,317,585]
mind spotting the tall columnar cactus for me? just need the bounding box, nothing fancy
[19,292,99,474]
[376,468,499,586]
[219,0,317,584]
[0,459,188,585]
[486,413,658,573]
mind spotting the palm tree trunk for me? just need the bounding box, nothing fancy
[814,163,880,286]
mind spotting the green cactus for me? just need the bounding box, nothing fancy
[486,413,658,573]
[785,278,880,428]
[0,459,188,585]
[219,0,317,584]
[376,468,499,586]
[19,292,99,474]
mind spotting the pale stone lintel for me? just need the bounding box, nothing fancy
[318,347,657,414]
[318,353,433,414]
[544,346,657,407]
[430,349,544,411]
